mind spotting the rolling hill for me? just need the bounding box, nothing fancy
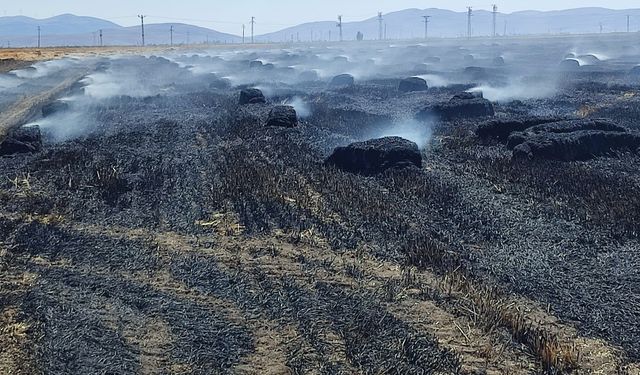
[1,8,640,47]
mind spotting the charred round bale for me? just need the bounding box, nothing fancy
[493,56,506,66]
[452,91,483,100]
[325,136,422,175]
[266,106,298,128]
[507,119,627,149]
[0,126,42,156]
[239,88,266,105]
[329,74,355,88]
[476,116,567,141]
[42,100,70,117]
[512,130,640,161]
[398,77,428,93]
[559,58,580,71]
[249,60,263,69]
[419,94,494,121]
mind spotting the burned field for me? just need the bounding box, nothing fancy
[2,34,640,374]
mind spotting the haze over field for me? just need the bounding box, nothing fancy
[1,3,640,47]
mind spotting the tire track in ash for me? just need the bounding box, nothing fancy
[70,217,640,374]
[71,221,532,374]
[66,223,324,375]
[0,214,254,374]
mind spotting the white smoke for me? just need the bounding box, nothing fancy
[284,97,311,118]
[471,77,557,103]
[374,119,433,150]
[12,59,80,79]
[417,74,450,88]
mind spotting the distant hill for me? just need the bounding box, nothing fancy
[0,14,240,47]
[256,7,640,42]
[0,14,120,37]
[2,8,640,47]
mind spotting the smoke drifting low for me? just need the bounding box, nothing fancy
[372,120,433,150]
[6,34,640,144]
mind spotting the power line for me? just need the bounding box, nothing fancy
[250,16,255,43]
[492,4,498,37]
[138,15,146,46]
[467,7,473,38]
[422,15,431,40]
[628,15,631,33]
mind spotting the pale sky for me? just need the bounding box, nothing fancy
[3,0,640,34]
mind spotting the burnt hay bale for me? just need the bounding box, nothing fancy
[398,77,428,93]
[476,116,567,141]
[493,56,506,66]
[559,59,580,71]
[42,100,70,117]
[249,60,263,69]
[325,136,422,176]
[329,74,355,88]
[238,88,266,105]
[419,95,494,121]
[452,91,483,100]
[0,125,42,156]
[266,105,298,128]
[512,130,640,161]
[507,119,627,149]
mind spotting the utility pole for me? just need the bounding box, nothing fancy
[250,17,255,43]
[422,16,431,40]
[378,12,383,40]
[492,5,498,37]
[384,23,387,40]
[329,30,332,41]
[99,29,103,47]
[467,7,473,38]
[627,15,631,33]
[170,25,174,46]
[504,20,507,36]
[242,24,245,44]
[187,31,190,45]
[138,15,145,46]
[599,22,603,33]
[337,15,343,42]
[37,26,40,48]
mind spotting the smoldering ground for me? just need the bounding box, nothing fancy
[4,32,640,374]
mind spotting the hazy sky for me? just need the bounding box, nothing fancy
[3,0,640,34]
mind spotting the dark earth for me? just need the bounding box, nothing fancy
[2,33,640,374]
